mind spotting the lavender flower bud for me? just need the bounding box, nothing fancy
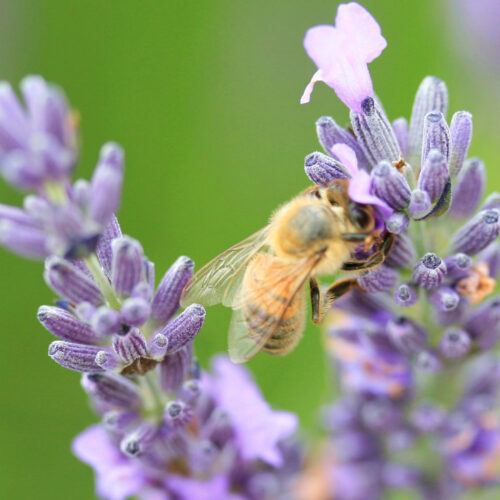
[421,111,450,165]
[412,253,447,289]
[434,298,468,328]
[179,380,201,405]
[350,97,401,167]
[148,333,169,360]
[38,305,101,344]
[304,151,348,186]
[416,350,442,372]
[132,281,153,302]
[72,179,90,209]
[439,328,471,359]
[449,158,485,218]
[159,304,206,354]
[159,344,192,393]
[411,404,445,432]
[152,256,194,325]
[164,400,193,429]
[120,421,157,457]
[392,118,408,158]
[387,316,427,354]
[482,192,500,211]
[361,399,401,432]
[429,286,460,312]
[386,213,409,235]
[450,209,500,255]
[384,233,416,268]
[408,189,431,219]
[448,111,472,178]
[81,372,141,409]
[44,257,103,305]
[465,297,500,349]
[0,218,49,258]
[408,76,448,165]
[418,150,448,202]
[89,142,124,225]
[95,350,121,371]
[357,265,398,293]
[102,410,139,433]
[394,283,418,307]
[48,341,104,372]
[478,242,500,278]
[112,328,148,364]
[95,215,122,275]
[444,253,473,279]
[315,116,370,171]
[371,161,411,210]
[120,297,151,326]
[91,306,121,336]
[111,236,144,297]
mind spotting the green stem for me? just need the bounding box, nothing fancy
[141,370,165,420]
[84,253,122,310]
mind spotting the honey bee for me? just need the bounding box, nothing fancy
[181,179,394,363]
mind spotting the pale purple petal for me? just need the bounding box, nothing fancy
[348,169,393,218]
[72,425,147,500]
[302,3,386,112]
[207,356,298,467]
[167,475,237,500]
[331,143,358,176]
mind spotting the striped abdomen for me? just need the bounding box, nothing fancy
[241,254,306,355]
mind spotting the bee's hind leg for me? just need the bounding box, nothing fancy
[310,277,359,324]
[341,233,395,272]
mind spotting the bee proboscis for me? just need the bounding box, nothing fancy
[181,180,394,363]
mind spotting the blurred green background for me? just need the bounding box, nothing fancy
[0,0,498,498]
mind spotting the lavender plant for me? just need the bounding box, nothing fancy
[1,2,500,499]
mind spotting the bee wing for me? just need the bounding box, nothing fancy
[180,226,271,308]
[228,253,322,363]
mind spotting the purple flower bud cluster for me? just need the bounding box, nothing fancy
[300,65,500,497]
[0,76,124,259]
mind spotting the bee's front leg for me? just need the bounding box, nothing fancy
[341,232,396,272]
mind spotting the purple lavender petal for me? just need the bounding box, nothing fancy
[416,349,442,372]
[164,400,193,430]
[120,421,158,457]
[152,256,194,326]
[412,253,447,290]
[89,142,124,226]
[111,236,144,297]
[449,158,485,218]
[112,328,148,365]
[384,233,416,268]
[304,151,348,186]
[350,97,401,167]
[121,297,151,327]
[392,117,408,158]
[439,328,471,359]
[38,305,101,344]
[82,372,141,410]
[408,189,431,219]
[160,304,206,354]
[418,149,449,202]
[0,218,49,258]
[158,344,193,393]
[465,296,500,349]
[394,283,418,307]
[386,213,409,234]
[44,257,103,305]
[421,111,451,165]
[482,192,500,211]
[95,350,121,371]
[444,253,473,279]
[429,286,460,312]
[358,265,398,292]
[48,341,104,372]
[148,333,168,360]
[449,111,472,178]
[316,116,370,171]
[371,161,411,210]
[91,306,122,336]
[387,316,427,354]
[96,215,122,275]
[450,209,500,255]
[408,76,448,166]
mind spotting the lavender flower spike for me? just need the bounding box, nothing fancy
[304,151,347,186]
[450,209,500,255]
[407,76,448,166]
[301,2,387,112]
[449,158,486,218]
